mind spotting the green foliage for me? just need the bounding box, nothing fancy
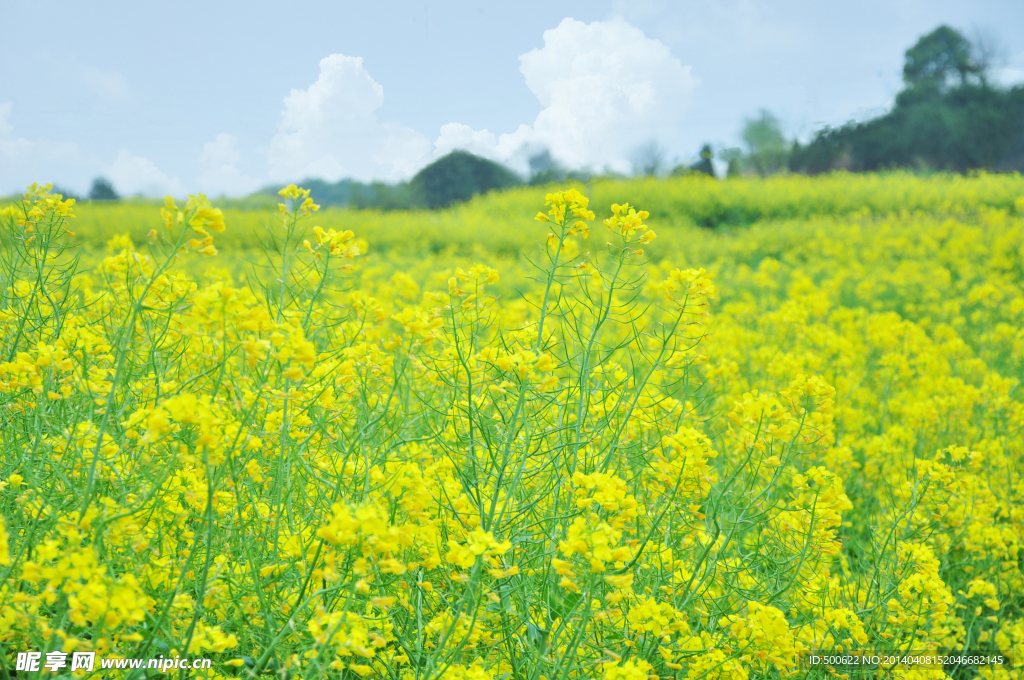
[791,26,1024,174]
[791,84,1024,173]
[88,177,119,201]
[409,150,522,208]
[527,148,570,185]
[247,178,420,211]
[902,25,982,93]
[285,178,419,210]
[995,129,1024,172]
[741,110,790,176]
[248,152,522,211]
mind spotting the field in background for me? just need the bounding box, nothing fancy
[66,171,1024,254]
[1,173,1024,679]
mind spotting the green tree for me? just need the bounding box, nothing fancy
[742,110,789,175]
[88,177,119,201]
[789,25,1024,174]
[409,150,521,209]
[902,25,981,94]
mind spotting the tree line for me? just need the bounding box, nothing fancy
[748,26,1024,175]
[59,25,1021,211]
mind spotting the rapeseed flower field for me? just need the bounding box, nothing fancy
[1,173,1023,680]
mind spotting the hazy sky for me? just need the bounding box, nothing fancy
[2,0,1022,197]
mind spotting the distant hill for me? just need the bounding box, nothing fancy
[410,150,522,208]
[252,150,523,211]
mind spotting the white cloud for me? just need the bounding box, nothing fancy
[434,17,699,174]
[197,133,261,197]
[434,123,499,158]
[0,102,82,195]
[268,54,432,183]
[107,150,185,197]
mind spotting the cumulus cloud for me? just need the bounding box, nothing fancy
[197,133,261,197]
[434,123,501,158]
[435,17,698,174]
[0,102,82,195]
[269,54,432,183]
[107,150,185,197]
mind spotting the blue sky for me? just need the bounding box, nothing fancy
[2,0,1022,197]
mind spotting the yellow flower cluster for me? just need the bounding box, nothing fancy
[0,173,1023,680]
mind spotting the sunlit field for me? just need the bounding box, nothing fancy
[2,173,1024,680]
